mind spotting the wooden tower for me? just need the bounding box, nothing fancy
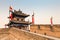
[7,9,31,30]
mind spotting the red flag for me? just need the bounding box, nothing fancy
[9,6,13,20]
[50,17,53,26]
[32,12,34,24]
[9,12,13,20]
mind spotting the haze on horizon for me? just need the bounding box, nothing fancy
[0,0,60,28]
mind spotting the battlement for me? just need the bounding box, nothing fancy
[30,24,60,38]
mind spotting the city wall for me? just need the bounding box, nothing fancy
[9,27,60,40]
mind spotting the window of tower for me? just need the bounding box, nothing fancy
[17,18,19,21]
[21,19,24,21]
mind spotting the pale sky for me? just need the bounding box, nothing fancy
[0,0,60,28]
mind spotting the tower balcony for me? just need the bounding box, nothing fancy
[10,20,31,25]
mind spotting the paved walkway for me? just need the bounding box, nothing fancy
[0,27,60,40]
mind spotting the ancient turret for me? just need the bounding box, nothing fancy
[7,9,31,30]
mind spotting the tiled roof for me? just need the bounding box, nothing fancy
[13,10,29,17]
